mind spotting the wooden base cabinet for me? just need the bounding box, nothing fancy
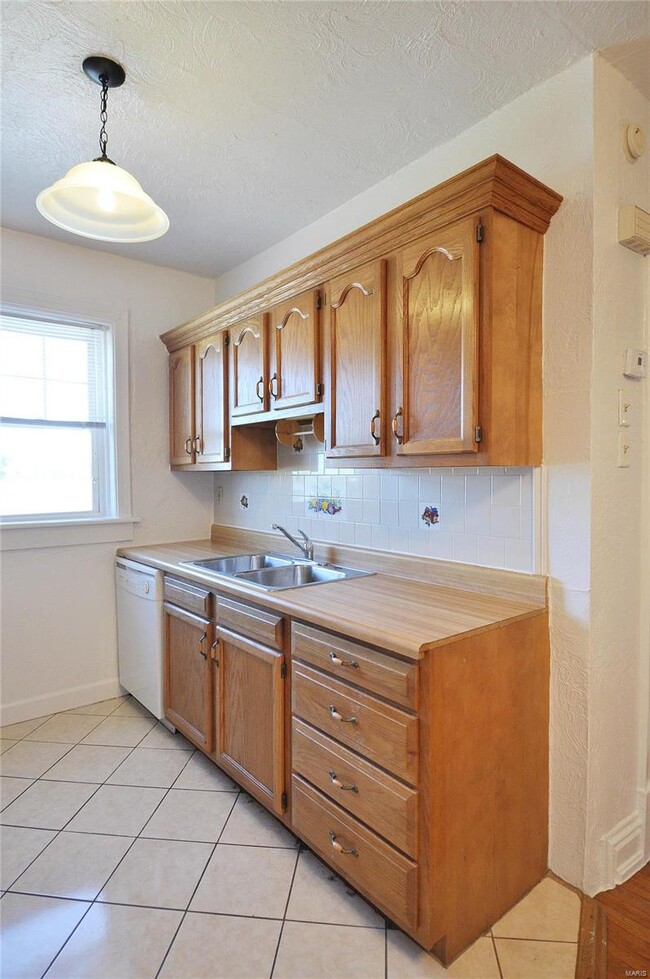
[163,602,214,752]
[213,626,286,816]
[289,613,550,965]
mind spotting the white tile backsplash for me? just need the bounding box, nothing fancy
[214,438,537,572]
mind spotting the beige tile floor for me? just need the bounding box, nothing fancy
[1,696,581,978]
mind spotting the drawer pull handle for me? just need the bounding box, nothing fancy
[328,770,358,793]
[329,830,358,856]
[329,652,359,669]
[255,376,265,402]
[329,704,358,725]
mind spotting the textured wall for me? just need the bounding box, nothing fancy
[213,59,597,888]
[0,229,215,722]
[584,57,650,892]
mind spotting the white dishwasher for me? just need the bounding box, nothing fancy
[115,557,165,720]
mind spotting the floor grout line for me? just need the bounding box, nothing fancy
[153,778,243,979]
[491,931,505,979]
[268,839,302,979]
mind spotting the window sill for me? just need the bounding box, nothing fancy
[0,516,141,551]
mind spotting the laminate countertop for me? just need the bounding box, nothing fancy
[117,537,546,662]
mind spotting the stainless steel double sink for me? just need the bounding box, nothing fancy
[180,552,373,591]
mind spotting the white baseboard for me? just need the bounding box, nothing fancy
[0,679,125,727]
[603,798,648,889]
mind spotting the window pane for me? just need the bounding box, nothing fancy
[43,336,89,383]
[0,377,45,418]
[0,330,44,378]
[0,425,95,517]
[45,380,89,422]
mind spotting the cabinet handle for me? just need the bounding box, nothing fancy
[210,639,219,663]
[269,373,279,400]
[184,437,193,455]
[328,651,359,670]
[328,770,358,793]
[370,410,381,445]
[255,376,264,402]
[329,830,358,856]
[391,407,404,444]
[194,435,202,455]
[329,704,358,725]
[198,631,207,659]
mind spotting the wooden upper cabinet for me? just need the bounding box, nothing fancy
[394,217,480,456]
[327,260,387,459]
[195,333,229,465]
[169,345,196,466]
[268,289,321,410]
[230,314,268,417]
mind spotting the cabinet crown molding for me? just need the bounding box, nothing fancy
[161,155,563,352]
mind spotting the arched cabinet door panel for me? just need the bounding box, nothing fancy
[268,289,321,410]
[327,260,387,459]
[230,314,268,417]
[195,332,229,465]
[394,217,480,456]
[169,345,195,467]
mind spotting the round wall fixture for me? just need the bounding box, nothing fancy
[622,123,646,163]
[36,56,169,243]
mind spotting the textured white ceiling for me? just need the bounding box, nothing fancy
[1,1,648,277]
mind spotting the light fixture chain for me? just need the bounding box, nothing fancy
[99,75,109,159]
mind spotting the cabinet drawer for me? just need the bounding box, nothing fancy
[216,595,284,650]
[292,775,418,930]
[164,576,212,616]
[292,718,417,857]
[292,622,418,709]
[292,662,418,784]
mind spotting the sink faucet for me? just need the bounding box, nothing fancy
[272,524,314,562]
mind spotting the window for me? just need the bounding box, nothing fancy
[0,307,117,523]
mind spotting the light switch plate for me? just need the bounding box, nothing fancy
[618,389,632,427]
[617,430,632,467]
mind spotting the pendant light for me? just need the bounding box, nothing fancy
[36,56,169,243]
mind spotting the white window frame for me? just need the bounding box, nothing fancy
[0,288,138,550]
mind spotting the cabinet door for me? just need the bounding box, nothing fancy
[327,261,386,458]
[215,627,285,815]
[195,332,229,465]
[268,289,320,410]
[164,603,213,752]
[230,315,267,417]
[394,217,479,455]
[169,345,195,466]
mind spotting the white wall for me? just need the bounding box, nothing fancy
[0,229,215,723]
[213,58,597,889]
[585,57,650,891]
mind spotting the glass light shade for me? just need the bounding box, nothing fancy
[36,159,169,243]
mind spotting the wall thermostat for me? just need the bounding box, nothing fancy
[624,348,647,378]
